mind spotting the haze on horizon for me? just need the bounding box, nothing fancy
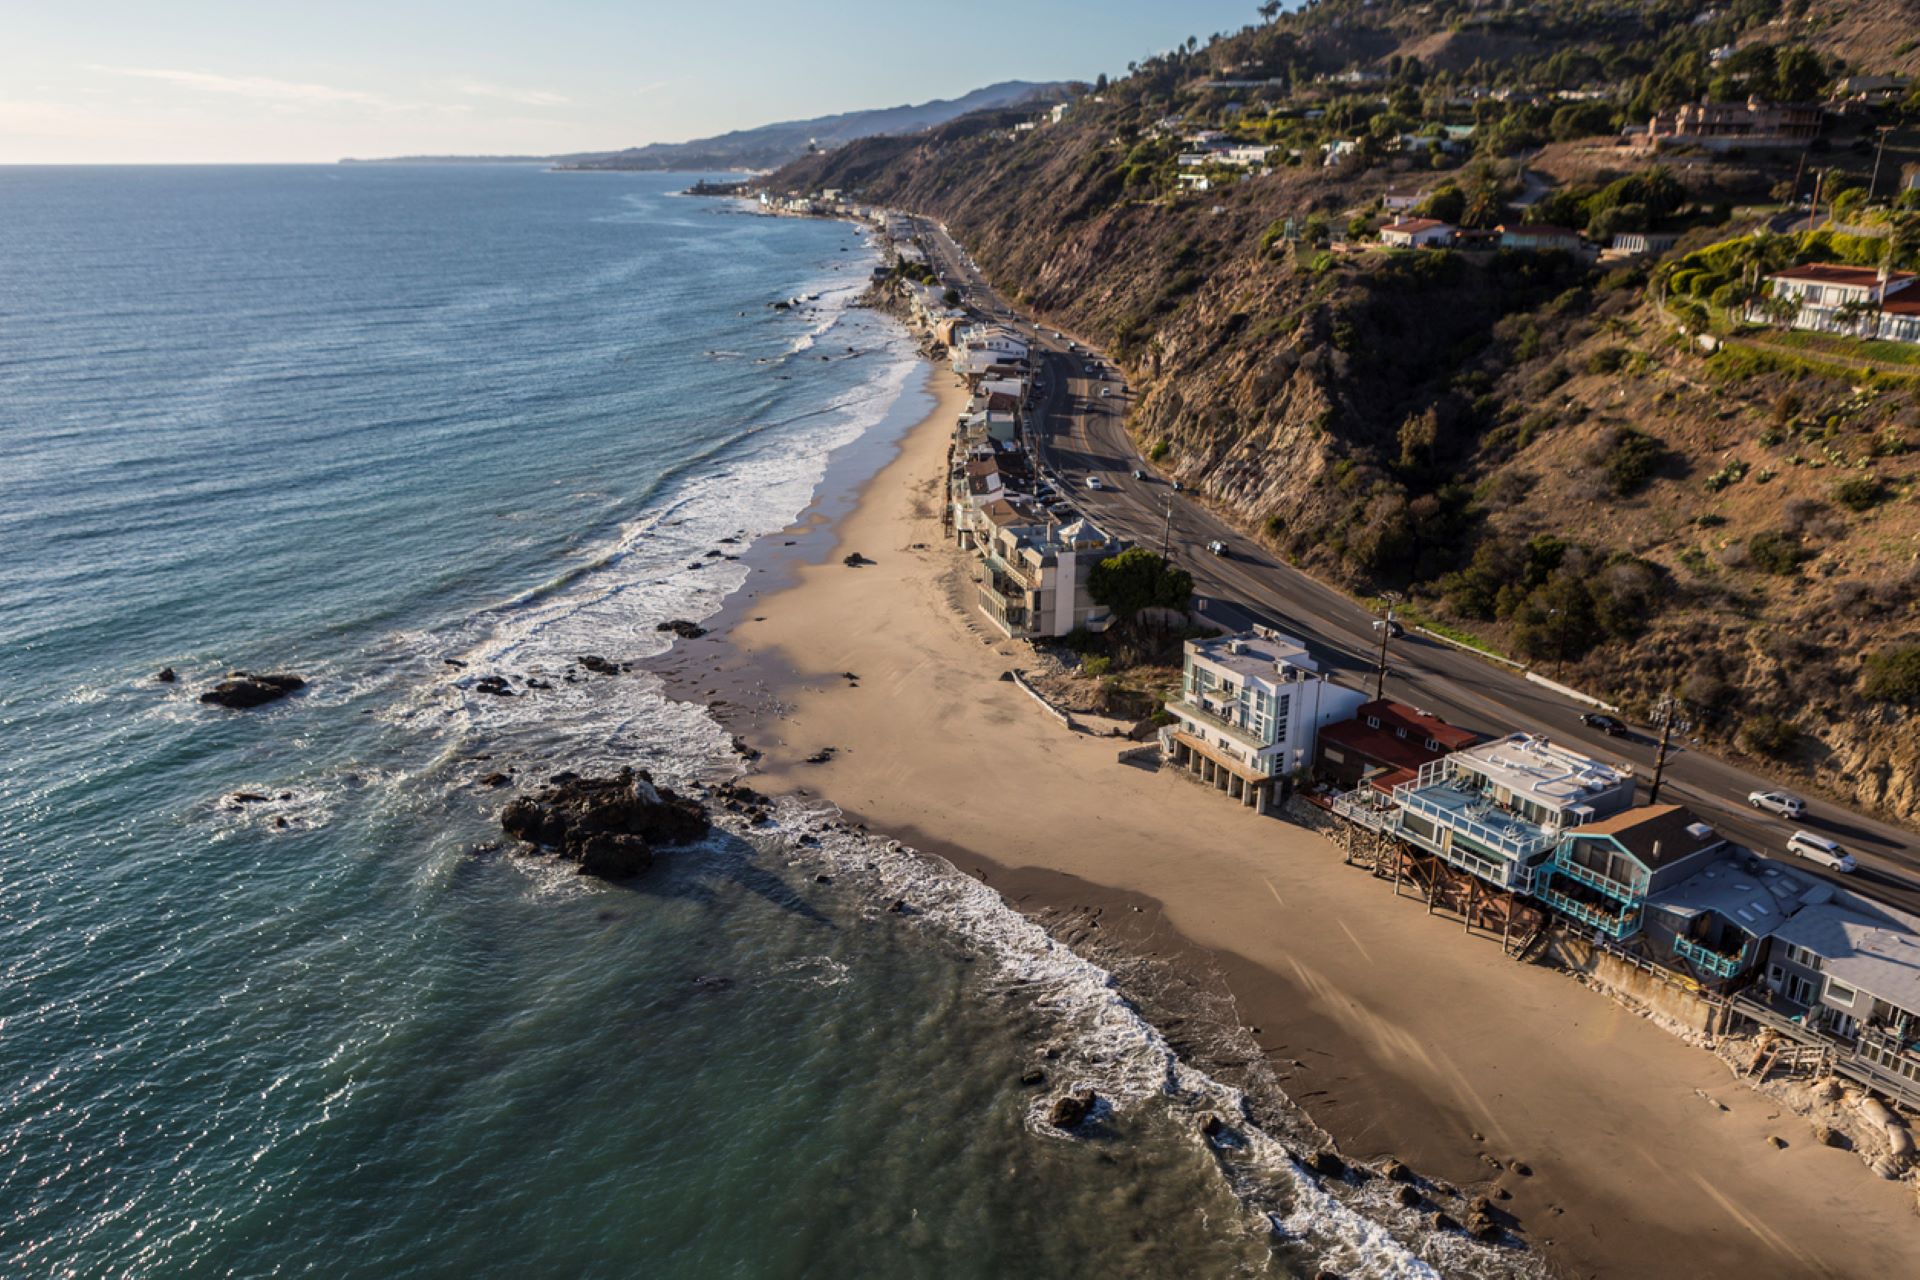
[0,0,1276,165]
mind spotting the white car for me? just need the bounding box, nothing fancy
[1084,476,1103,491]
[1100,387,1113,398]
[1786,831,1856,873]
[1748,790,1806,819]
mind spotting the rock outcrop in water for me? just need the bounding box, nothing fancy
[499,768,709,880]
[199,672,306,709]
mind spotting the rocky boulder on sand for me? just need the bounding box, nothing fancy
[499,767,709,880]
[199,672,306,709]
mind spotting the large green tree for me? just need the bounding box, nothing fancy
[1088,549,1194,625]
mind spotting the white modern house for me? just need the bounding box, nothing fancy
[1760,263,1920,344]
[1167,629,1366,814]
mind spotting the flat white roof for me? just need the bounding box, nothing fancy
[1455,733,1630,806]
[1190,630,1319,682]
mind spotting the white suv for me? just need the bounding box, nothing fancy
[1786,831,1856,873]
[1748,790,1806,819]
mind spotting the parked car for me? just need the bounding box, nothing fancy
[1748,790,1807,819]
[1084,476,1103,491]
[1131,468,1146,480]
[1580,712,1628,737]
[1171,481,1183,492]
[1101,387,1113,398]
[1786,831,1856,873]
[1207,540,1228,557]
[1372,619,1405,639]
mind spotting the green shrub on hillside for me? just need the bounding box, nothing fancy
[1739,714,1800,758]
[1746,530,1810,574]
[1833,475,1885,512]
[1862,645,1920,705]
[1599,427,1667,496]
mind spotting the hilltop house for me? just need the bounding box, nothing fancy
[1167,630,1366,815]
[1498,223,1584,253]
[1760,264,1920,345]
[1381,218,1455,249]
[1314,699,1478,792]
[1645,96,1822,150]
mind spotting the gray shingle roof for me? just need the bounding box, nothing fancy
[1772,902,1920,1018]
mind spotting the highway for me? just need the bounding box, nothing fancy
[898,213,1920,914]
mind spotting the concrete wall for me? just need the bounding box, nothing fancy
[1544,929,1725,1037]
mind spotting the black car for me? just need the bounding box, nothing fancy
[1581,712,1628,737]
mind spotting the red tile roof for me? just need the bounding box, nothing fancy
[1383,218,1449,235]
[1318,700,1479,789]
[1770,263,1914,289]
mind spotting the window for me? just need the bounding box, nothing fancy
[1366,715,1380,729]
[1827,980,1857,1008]
[1394,727,1406,739]
[1425,738,1440,752]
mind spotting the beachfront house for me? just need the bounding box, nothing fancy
[1380,218,1455,249]
[1167,630,1366,815]
[1763,898,1920,1048]
[1363,733,1635,893]
[1759,264,1920,345]
[1313,699,1478,793]
[973,515,1123,640]
[1533,804,1817,984]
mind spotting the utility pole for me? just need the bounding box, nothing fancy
[1160,493,1173,561]
[1372,595,1399,700]
[1649,691,1681,805]
[1869,126,1893,204]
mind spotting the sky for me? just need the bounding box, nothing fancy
[0,0,1275,164]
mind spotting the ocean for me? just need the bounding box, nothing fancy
[0,165,1502,1278]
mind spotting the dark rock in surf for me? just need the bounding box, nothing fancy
[156,667,177,683]
[499,767,709,881]
[473,675,514,697]
[1306,1150,1346,1178]
[576,655,621,676]
[479,772,512,788]
[656,619,709,639]
[1049,1089,1097,1130]
[1395,1184,1423,1209]
[229,792,269,805]
[200,672,305,709]
[1020,1068,1047,1087]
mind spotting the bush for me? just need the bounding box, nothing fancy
[1746,530,1811,575]
[1600,428,1667,496]
[1081,655,1113,677]
[1833,475,1885,512]
[1739,714,1800,758]
[1862,645,1920,706]
[1148,439,1171,462]
[1586,346,1630,375]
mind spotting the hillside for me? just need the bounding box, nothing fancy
[765,0,1920,822]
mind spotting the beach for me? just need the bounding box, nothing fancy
[681,360,1920,1279]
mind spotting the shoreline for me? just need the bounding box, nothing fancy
[653,334,1920,1276]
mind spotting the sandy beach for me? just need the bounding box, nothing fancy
[674,362,1919,1278]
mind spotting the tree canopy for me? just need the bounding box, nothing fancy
[1087,548,1194,623]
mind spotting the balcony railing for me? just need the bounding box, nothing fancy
[1178,697,1267,746]
[1550,857,1645,905]
[1538,879,1640,939]
[1674,934,1752,980]
[976,584,1030,635]
[1396,787,1551,861]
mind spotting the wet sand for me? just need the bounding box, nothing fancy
[657,362,1920,1279]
